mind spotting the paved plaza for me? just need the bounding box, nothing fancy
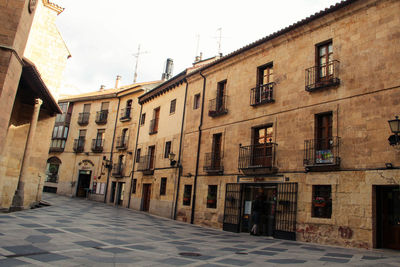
[0,194,399,266]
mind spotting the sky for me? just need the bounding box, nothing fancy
[55,0,342,95]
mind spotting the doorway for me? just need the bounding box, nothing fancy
[242,184,276,236]
[76,170,91,197]
[377,186,400,250]
[116,182,125,206]
[110,182,116,204]
[142,184,152,212]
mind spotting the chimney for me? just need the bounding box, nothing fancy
[99,85,106,91]
[161,58,174,80]
[115,75,121,89]
[199,52,203,61]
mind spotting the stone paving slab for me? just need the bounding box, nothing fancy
[0,193,399,266]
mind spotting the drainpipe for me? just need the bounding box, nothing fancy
[127,103,143,208]
[173,79,189,219]
[11,98,43,210]
[104,97,120,203]
[191,72,206,224]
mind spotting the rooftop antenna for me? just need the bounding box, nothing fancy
[195,34,200,58]
[217,28,222,55]
[132,44,149,83]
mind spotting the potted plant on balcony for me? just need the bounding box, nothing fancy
[313,196,326,207]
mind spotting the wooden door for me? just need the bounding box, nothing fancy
[142,184,151,212]
[212,133,222,169]
[381,186,400,250]
[317,42,333,82]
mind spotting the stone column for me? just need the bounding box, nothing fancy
[11,98,43,211]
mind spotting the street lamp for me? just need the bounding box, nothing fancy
[388,116,400,146]
[168,152,177,166]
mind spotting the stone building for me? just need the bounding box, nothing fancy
[173,0,400,250]
[0,0,67,211]
[45,79,161,206]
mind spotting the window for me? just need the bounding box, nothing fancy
[83,103,91,113]
[194,94,200,109]
[317,41,333,80]
[160,177,167,196]
[131,179,137,194]
[140,113,146,125]
[136,148,141,163]
[207,185,218,209]
[253,63,274,105]
[183,185,192,206]
[210,133,222,170]
[79,129,86,139]
[216,80,227,111]
[252,125,274,167]
[101,102,109,111]
[257,64,274,86]
[148,145,155,169]
[315,112,333,163]
[312,185,332,218]
[164,141,171,158]
[150,107,160,134]
[170,99,176,114]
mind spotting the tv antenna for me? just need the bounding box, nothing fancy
[133,44,149,83]
[217,28,222,55]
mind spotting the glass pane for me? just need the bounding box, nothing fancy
[266,127,273,138]
[319,46,326,56]
[63,126,69,139]
[57,126,63,138]
[52,127,58,138]
[328,43,333,53]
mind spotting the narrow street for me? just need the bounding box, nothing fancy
[0,193,398,266]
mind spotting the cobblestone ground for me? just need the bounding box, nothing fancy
[0,193,399,266]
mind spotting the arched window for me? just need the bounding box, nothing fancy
[46,157,61,183]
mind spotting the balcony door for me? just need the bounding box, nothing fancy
[96,129,105,147]
[148,145,155,170]
[252,126,273,167]
[256,64,273,103]
[216,80,226,111]
[317,41,333,82]
[315,112,333,164]
[153,107,160,133]
[212,133,222,169]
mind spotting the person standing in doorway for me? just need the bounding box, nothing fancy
[251,194,264,235]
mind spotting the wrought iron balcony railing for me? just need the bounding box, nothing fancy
[209,95,228,117]
[203,152,224,174]
[49,138,66,153]
[120,108,132,121]
[238,143,278,172]
[55,113,71,124]
[137,154,155,174]
[305,60,340,92]
[78,112,90,125]
[250,82,275,106]
[112,163,124,177]
[116,136,128,150]
[91,139,104,153]
[149,119,158,135]
[45,173,58,183]
[95,110,108,124]
[73,138,85,153]
[303,137,340,168]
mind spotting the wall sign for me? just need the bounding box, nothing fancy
[238,176,284,183]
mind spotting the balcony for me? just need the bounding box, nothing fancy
[112,163,124,178]
[208,95,228,117]
[137,154,155,175]
[95,110,108,124]
[149,119,158,135]
[45,173,58,183]
[250,82,275,106]
[49,138,66,153]
[73,138,85,153]
[55,113,71,124]
[238,143,278,174]
[116,136,128,150]
[305,60,340,92]
[203,152,224,175]
[78,112,90,125]
[120,108,131,121]
[303,137,341,171]
[91,139,104,153]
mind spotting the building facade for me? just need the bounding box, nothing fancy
[173,0,400,250]
[45,80,161,207]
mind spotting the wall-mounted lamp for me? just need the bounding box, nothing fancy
[169,152,177,166]
[388,116,400,146]
[102,156,112,170]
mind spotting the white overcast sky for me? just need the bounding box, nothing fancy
[55,0,342,95]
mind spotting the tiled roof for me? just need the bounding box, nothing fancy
[59,80,161,103]
[186,0,357,78]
